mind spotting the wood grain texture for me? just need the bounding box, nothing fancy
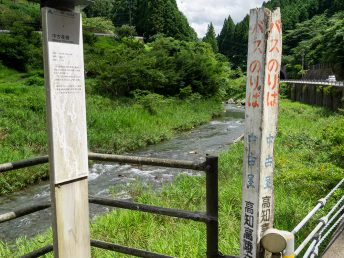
[42,7,91,258]
[240,7,282,258]
[52,180,91,257]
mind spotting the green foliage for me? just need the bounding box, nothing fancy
[134,0,197,41]
[217,15,249,69]
[0,0,40,30]
[179,85,193,99]
[202,23,218,53]
[24,73,44,87]
[86,36,234,97]
[285,64,303,79]
[284,12,344,67]
[279,82,290,97]
[1,100,343,257]
[0,22,42,72]
[217,15,235,54]
[220,69,246,100]
[132,90,166,115]
[85,0,197,41]
[263,0,344,30]
[83,17,116,33]
[116,24,137,38]
[83,31,97,46]
[84,0,114,18]
[0,64,223,193]
[323,117,344,167]
[217,0,344,71]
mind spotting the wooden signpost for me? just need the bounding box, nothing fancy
[42,5,91,257]
[240,8,282,258]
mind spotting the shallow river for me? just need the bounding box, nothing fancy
[0,104,245,242]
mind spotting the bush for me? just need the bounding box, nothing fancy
[323,117,344,167]
[132,90,166,115]
[25,74,44,87]
[286,64,303,79]
[83,17,115,34]
[88,36,234,98]
[179,85,193,99]
[0,22,42,72]
[116,25,137,38]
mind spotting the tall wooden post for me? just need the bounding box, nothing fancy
[240,8,282,258]
[42,5,91,258]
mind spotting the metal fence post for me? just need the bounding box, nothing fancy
[206,156,219,258]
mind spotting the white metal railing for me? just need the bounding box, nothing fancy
[293,178,344,257]
[281,79,344,87]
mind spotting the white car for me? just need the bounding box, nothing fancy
[326,75,336,82]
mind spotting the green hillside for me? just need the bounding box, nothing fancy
[217,0,344,71]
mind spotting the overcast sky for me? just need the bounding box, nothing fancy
[176,0,266,38]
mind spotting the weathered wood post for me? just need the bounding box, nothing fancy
[240,8,282,258]
[41,1,91,257]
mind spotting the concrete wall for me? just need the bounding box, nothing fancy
[287,83,344,111]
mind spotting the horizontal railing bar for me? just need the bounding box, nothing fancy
[0,153,206,174]
[292,178,344,234]
[317,215,344,258]
[313,205,344,253]
[89,196,212,223]
[89,152,206,171]
[295,219,326,255]
[0,202,51,223]
[91,239,173,258]
[0,156,48,173]
[281,79,344,87]
[20,245,53,258]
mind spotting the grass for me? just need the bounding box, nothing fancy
[0,64,223,194]
[0,99,343,257]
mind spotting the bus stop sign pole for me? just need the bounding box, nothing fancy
[240,7,282,258]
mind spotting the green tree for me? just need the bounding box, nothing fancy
[231,15,249,69]
[88,36,231,97]
[111,0,138,26]
[111,0,196,40]
[203,22,218,52]
[83,17,116,33]
[217,15,235,54]
[218,15,235,56]
[0,22,42,71]
[116,24,137,38]
[84,0,115,19]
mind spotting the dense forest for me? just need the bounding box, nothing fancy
[1,0,343,87]
[217,0,344,75]
[0,0,245,100]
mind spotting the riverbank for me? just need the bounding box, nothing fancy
[0,65,223,194]
[0,100,343,257]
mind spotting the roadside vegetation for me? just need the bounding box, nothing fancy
[1,1,343,257]
[0,63,225,194]
[1,100,343,257]
[0,0,246,194]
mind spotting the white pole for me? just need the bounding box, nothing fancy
[240,7,282,258]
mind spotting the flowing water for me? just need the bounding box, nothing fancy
[0,104,245,242]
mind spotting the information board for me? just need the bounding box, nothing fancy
[42,7,88,184]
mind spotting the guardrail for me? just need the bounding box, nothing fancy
[0,154,238,258]
[281,79,344,87]
[292,179,344,257]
